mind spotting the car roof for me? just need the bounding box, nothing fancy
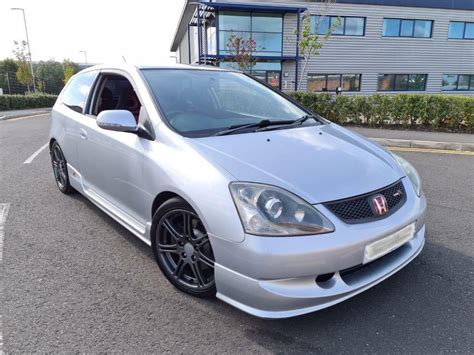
[79,62,236,74]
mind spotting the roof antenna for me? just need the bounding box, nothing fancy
[122,56,127,63]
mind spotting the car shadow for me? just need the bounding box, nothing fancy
[70,193,472,352]
[67,193,154,258]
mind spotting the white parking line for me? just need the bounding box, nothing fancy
[23,143,49,164]
[0,314,3,355]
[0,204,9,263]
[0,203,10,355]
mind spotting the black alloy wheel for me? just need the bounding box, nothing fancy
[152,198,216,297]
[50,141,74,194]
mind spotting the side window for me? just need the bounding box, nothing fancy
[92,74,142,123]
[61,71,97,113]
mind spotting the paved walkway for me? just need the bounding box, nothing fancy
[0,108,51,120]
[350,126,473,144]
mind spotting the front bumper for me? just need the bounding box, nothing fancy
[210,177,427,318]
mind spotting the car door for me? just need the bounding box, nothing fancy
[75,70,152,227]
[53,70,98,172]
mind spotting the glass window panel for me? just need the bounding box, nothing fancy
[378,74,395,91]
[400,20,414,37]
[220,61,281,73]
[219,62,240,70]
[252,32,282,53]
[345,17,364,35]
[307,74,326,92]
[252,61,281,71]
[394,74,408,90]
[448,22,464,38]
[342,74,361,91]
[267,72,280,88]
[331,16,344,35]
[312,16,330,35]
[218,31,251,55]
[457,75,470,90]
[465,23,474,39]
[251,14,282,32]
[441,74,458,90]
[408,74,426,90]
[383,19,400,36]
[252,71,267,83]
[327,74,341,91]
[310,16,316,34]
[219,11,251,32]
[253,51,281,56]
[62,71,97,113]
[414,20,431,38]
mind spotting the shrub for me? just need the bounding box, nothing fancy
[289,92,474,133]
[0,94,57,111]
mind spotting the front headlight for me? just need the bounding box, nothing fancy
[229,182,335,236]
[393,154,422,196]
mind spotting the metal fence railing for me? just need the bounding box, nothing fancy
[0,69,66,96]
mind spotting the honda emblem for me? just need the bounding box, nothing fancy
[372,194,389,216]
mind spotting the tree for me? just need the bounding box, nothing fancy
[36,60,64,94]
[0,58,18,75]
[225,33,257,72]
[63,59,78,84]
[0,58,19,94]
[297,0,339,89]
[13,40,33,93]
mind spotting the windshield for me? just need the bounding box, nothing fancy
[141,69,309,137]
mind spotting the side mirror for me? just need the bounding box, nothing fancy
[96,110,138,133]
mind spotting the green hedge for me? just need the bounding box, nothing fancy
[0,94,58,111]
[290,93,474,133]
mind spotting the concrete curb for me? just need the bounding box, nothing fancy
[0,109,51,121]
[371,138,474,152]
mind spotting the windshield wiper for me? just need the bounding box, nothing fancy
[213,119,294,136]
[256,114,321,132]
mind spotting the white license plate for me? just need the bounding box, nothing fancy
[363,223,415,264]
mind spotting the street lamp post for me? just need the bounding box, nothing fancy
[11,7,36,93]
[79,50,88,64]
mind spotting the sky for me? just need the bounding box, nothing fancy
[0,0,186,65]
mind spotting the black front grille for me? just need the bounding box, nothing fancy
[324,180,406,224]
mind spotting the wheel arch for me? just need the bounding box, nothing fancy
[150,190,212,242]
[151,191,183,219]
[49,137,57,150]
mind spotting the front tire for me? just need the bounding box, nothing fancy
[152,197,216,297]
[50,141,74,194]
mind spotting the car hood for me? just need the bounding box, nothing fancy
[189,123,405,204]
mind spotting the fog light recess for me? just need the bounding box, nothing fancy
[315,272,335,287]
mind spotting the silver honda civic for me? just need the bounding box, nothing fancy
[50,64,426,318]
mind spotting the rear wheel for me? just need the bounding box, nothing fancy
[50,141,74,194]
[152,198,216,297]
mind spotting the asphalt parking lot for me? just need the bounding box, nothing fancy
[1,114,473,353]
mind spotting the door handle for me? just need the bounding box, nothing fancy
[80,128,88,140]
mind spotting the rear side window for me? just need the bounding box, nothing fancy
[61,71,98,113]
